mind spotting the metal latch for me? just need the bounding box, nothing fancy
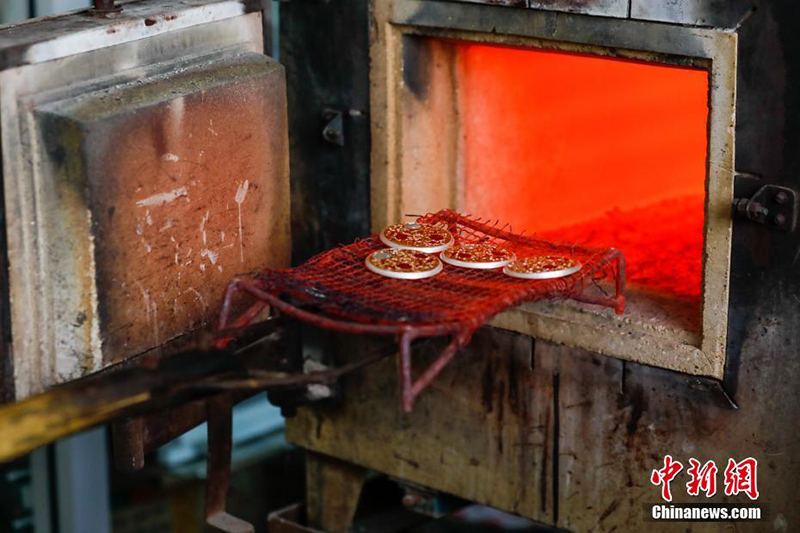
[322,108,344,146]
[733,183,798,232]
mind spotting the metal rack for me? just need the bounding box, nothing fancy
[218,210,626,412]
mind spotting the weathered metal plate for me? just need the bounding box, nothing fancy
[420,0,527,8]
[528,0,628,18]
[0,3,271,400]
[33,52,289,372]
[0,0,258,70]
[630,0,753,28]
[419,0,629,17]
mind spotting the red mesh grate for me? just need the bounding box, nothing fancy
[218,210,625,411]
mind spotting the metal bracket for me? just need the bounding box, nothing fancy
[322,109,344,146]
[733,183,798,232]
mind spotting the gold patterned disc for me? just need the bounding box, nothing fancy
[380,222,454,253]
[365,248,443,279]
[503,255,582,280]
[440,243,514,269]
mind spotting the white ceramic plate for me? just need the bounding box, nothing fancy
[380,223,454,254]
[365,249,443,280]
[502,262,582,280]
[440,245,515,270]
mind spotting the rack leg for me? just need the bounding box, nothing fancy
[398,330,416,413]
[399,331,471,413]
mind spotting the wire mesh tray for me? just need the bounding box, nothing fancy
[218,209,626,411]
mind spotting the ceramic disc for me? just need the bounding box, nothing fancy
[503,255,582,280]
[380,222,454,253]
[365,248,443,279]
[440,242,514,269]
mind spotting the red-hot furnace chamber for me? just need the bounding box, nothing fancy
[458,42,709,307]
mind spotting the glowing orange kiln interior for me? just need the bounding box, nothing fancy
[457,42,709,306]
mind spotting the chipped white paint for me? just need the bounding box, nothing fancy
[134,281,159,347]
[235,179,249,263]
[186,287,208,313]
[136,220,152,252]
[160,220,175,232]
[145,210,153,226]
[136,186,188,207]
[201,248,219,265]
[199,209,210,245]
[161,152,180,163]
[235,179,249,204]
[86,209,103,374]
[171,96,185,125]
[135,282,150,320]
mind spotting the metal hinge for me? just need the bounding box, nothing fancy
[733,177,798,232]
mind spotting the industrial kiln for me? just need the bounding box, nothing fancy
[1,0,799,532]
[279,0,800,531]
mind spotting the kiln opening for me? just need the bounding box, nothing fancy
[458,41,709,325]
[381,26,734,377]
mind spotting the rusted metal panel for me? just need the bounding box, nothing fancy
[36,52,289,367]
[0,3,272,398]
[630,0,754,28]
